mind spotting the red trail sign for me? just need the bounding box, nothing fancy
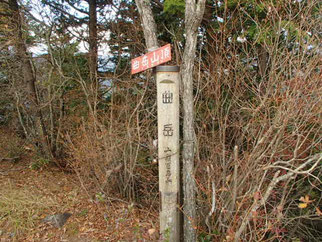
[131,44,171,74]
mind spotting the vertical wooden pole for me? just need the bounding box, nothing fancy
[156,66,180,241]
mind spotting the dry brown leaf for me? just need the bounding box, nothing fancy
[299,195,314,204]
[148,228,156,235]
[254,191,261,201]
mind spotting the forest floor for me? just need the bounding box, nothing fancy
[0,130,159,241]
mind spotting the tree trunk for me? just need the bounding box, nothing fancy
[257,45,269,79]
[9,0,52,159]
[181,1,206,241]
[134,0,159,51]
[87,0,99,126]
[88,0,98,81]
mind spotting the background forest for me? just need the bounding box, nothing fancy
[0,0,321,241]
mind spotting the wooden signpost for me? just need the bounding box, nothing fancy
[131,45,180,241]
[156,66,180,241]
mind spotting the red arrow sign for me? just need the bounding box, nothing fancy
[131,44,171,74]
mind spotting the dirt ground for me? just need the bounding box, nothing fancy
[0,136,159,241]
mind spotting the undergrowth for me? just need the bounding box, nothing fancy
[0,129,25,161]
[0,182,59,237]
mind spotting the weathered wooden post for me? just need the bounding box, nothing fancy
[131,45,180,240]
[156,66,180,241]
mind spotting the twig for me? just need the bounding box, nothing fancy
[205,180,216,233]
[235,154,321,240]
[231,146,239,214]
[0,157,20,162]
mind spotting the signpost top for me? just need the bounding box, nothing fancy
[131,44,171,74]
[156,66,179,72]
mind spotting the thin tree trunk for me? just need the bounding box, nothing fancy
[9,0,52,159]
[88,0,99,129]
[257,45,269,79]
[134,0,159,51]
[181,1,206,241]
[88,0,98,80]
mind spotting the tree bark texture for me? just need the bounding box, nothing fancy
[134,0,159,51]
[257,45,269,79]
[9,0,52,158]
[88,0,98,80]
[181,1,206,241]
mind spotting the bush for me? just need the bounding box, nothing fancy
[0,129,25,162]
[193,1,322,240]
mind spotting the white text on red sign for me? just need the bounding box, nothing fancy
[131,44,171,74]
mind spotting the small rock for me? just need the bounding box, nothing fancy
[42,212,72,228]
